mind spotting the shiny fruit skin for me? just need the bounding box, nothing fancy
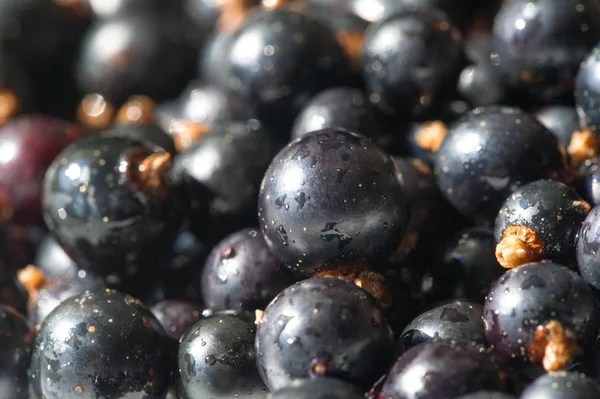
[258,128,409,276]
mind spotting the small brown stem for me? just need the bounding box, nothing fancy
[255,309,265,325]
[388,227,419,264]
[415,120,448,152]
[170,120,212,152]
[0,193,13,225]
[568,129,600,167]
[127,152,172,198]
[0,88,20,125]
[528,320,582,372]
[310,360,329,377]
[17,265,47,311]
[314,264,392,309]
[495,225,544,269]
[217,0,258,33]
[336,30,364,69]
[76,93,115,131]
[116,95,156,125]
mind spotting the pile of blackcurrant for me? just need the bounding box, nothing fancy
[3,0,600,398]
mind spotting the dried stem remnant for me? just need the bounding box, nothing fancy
[128,152,172,198]
[337,30,364,69]
[170,120,212,152]
[314,264,392,309]
[77,93,115,130]
[495,225,544,269]
[0,88,20,126]
[18,265,47,310]
[568,129,600,167]
[528,320,583,372]
[116,95,156,125]
[415,120,448,152]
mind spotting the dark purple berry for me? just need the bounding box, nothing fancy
[258,128,409,276]
[256,278,394,391]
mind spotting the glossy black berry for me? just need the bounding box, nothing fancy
[458,63,507,107]
[491,0,600,103]
[42,135,182,277]
[575,205,600,291]
[176,310,266,399]
[291,87,393,150]
[494,180,590,269]
[420,227,503,303]
[379,339,506,399]
[164,82,236,126]
[201,228,294,312]
[520,371,600,399]
[398,301,485,352]
[269,378,365,399]
[34,235,78,279]
[434,106,567,223]
[483,261,599,368]
[220,8,351,129]
[394,157,461,238]
[361,7,463,118]
[30,289,172,399]
[256,278,394,391]
[576,43,600,132]
[76,13,194,104]
[172,120,275,243]
[0,304,33,399]
[258,128,409,276]
[535,106,581,149]
[579,157,600,206]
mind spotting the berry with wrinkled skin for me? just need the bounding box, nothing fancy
[256,278,394,391]
[30,290,172,399]
[176,311,267,399]
[201,228,295,312]
[483,261,599,367]
[434,106,567,223]
[378,339,506,399]
[361,8,463,118]
[398,301,485,352]
[494,180,590,269]
[520,371,600,399]
[269,378,365,399]
[258,128,409,276]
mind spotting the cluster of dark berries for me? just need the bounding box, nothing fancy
[3,0,600,398]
